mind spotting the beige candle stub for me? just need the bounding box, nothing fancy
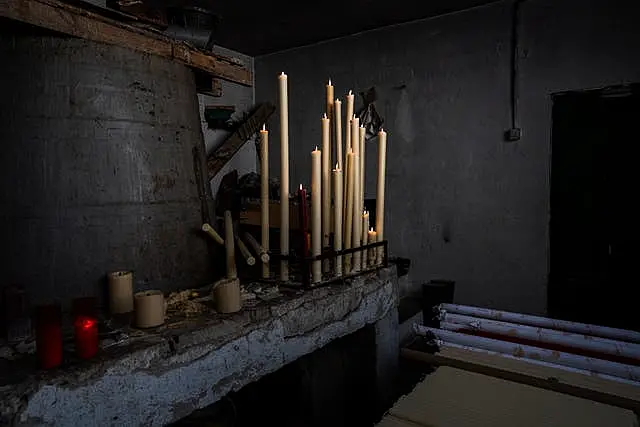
[213,278,242,314]
[134,290,165,328]
[368,228,377,266]
[224,210,237,279]
[108,270,134,314]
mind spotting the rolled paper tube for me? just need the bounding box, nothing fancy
[243,232,270,263]
[202,223,224,245]
[134,290,165,328]
[236,237,256,266]
[213,278,242,314]
[108,270,134,314]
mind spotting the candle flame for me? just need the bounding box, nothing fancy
[380,128,385,133]
[299,184,303,190]
[370,227,374,232]
[328,78,332,85]
[262,124,266,131]
[280,72,286,76]
[335,163,339,169]
[335,98,340,103]
[315,146,318,151]
[353,114,356,120]
[323,112,327,119]
[349,90,352,95]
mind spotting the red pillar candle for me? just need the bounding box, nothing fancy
[297,184,309,256]
[74,315,98,359]
[72,297,98,359]
[35,304,63,369]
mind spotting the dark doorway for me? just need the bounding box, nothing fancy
[549,85,640,331]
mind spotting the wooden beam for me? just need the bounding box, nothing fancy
[401,347,640,413]
[207,103,276,179]
[0,0,252,86]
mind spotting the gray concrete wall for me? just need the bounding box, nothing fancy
[254,0,640,314]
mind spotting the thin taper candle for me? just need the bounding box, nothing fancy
[344,151,355,272]
[311,147,322,283]
[351,116,361,271]
[278,73,290,280]
[376,128,387,264]
[260,124,270,278]
[333,164,343,276]
[321,113,331,248]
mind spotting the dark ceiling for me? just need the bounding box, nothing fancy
[207,0,501,56]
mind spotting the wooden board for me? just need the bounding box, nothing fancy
[379,366,636,427]
[206,103,275,179]
[401,347,640,413]
[0,0,252,86]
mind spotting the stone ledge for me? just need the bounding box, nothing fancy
[1,266,398,426]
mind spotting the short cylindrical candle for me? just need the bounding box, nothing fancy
[368,228,377,266]
[107,270,134,314]
[311,147,322,283]
[134,290,165,328]
[333,165,343,276]
[297,184,309,257]
[74,315,98,359]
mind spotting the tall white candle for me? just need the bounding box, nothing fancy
[333,165,343,276]
[345,90,354,153]
[224,210,237,279]
[321,113,331,248]
[361,210,369,269]
[376,129,387,264]
[311,147,322,283]
[260,124,270,278]
[278,72,290,280]
[351,116,361,271]
[359,125,366,225]
[326,79,334,125]
[334,99,343,170]
[344,151,355,272]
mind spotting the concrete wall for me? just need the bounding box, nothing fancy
[254,0,640,314]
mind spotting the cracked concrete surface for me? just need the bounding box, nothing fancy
[0,267,398,426]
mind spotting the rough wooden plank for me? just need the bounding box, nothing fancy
[207,103,276,179]
[0,0,252,86]
[401,347,640,413]
[386,366,636,427]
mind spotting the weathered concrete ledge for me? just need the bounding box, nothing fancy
[1,266,398,426]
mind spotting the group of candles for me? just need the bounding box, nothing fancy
[260,74,388,283]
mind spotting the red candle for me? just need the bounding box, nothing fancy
[35,304,62,369]
[74,315,98,359]
[297,184,309,256]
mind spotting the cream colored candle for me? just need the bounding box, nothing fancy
[359,125,367,224]
[325,79,334,126]
[224,210,237,279]
[376,129,387,264]
[260,124,270,278]
[321,113,331,248]
[278,72,290,280]
[202,223,224,245]
[108,271,134,314]
[345,90,354,153]
[243,231,270,263]
[367,228,377,266]
[333,164,343,276]
[361,210,369,268]
[344,151,355,272]
[311,147,322,283]
[236,237,256,266]
[351,116,361,272]
[134,290,165,328]
[334,99,343,170]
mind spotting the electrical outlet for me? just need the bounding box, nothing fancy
[504,128,522,141]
